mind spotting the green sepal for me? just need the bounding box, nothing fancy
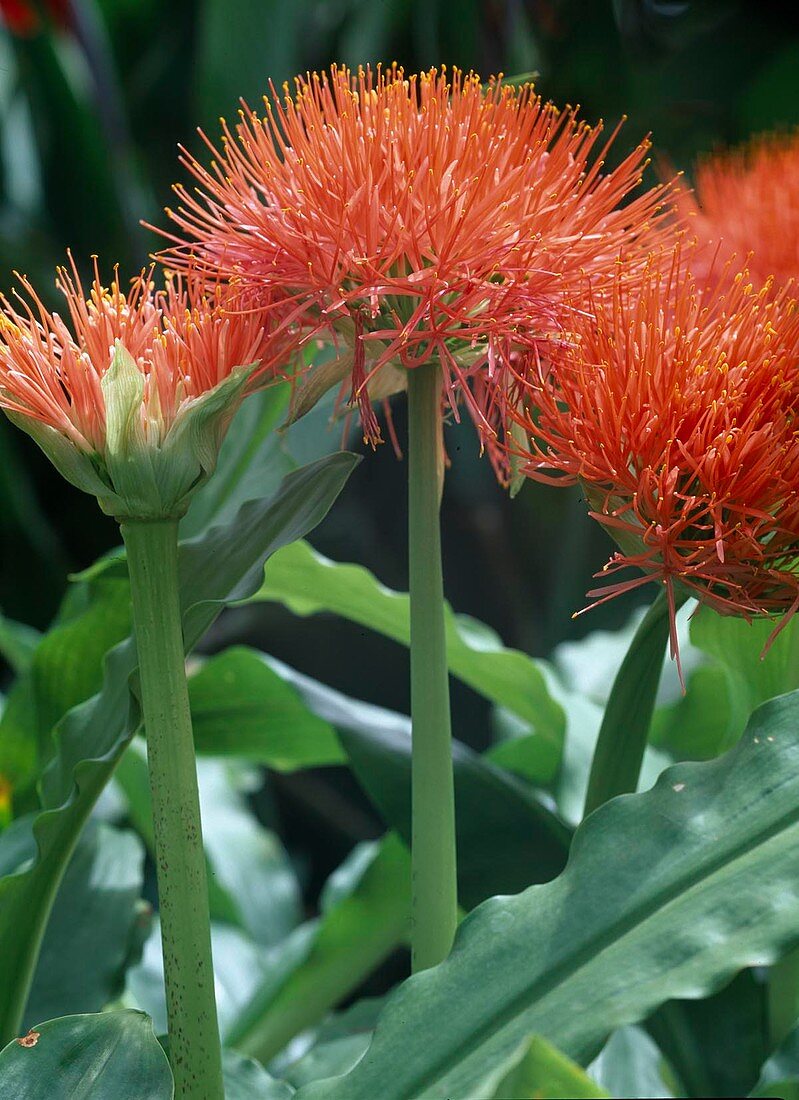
[5,343,258,522]
[3,410,113,501]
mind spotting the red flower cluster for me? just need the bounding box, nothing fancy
[510,245,799,658]
[161,65,671,454]
[0,258,293,455]
[678,131,799,294]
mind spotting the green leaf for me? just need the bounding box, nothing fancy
[189,648,344,769]
[255,540,565,778]
[0,452,359,1046]
[489,667,669,827]
[223,1049,295,1099]
[583,590,683,814]
[270,659,571,907]
[752,1024,799,1099]
[274,998,386,1089]
[295,690,799,1100]
[488,1035,610,1099]
[648,970,768,1098]
[692,609,799,736]
[653,609,799,764]
[0,1010,173,1099]
[0,573,132,793]
[0,612,41,674]
[198,759,302,945]
[229,833,411,1063]
[589,1026,674,1099]
[181,385,293,539]
[23,822,146,1030]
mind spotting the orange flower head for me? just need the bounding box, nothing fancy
[0,258,300,518]
[160,65,673,459]
[510,243,799,665]
[678,131,799,293]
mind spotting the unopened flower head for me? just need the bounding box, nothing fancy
[509,245,799,660]
[0,258,299,519]
[161,65,673,465]
[677,131,799,293]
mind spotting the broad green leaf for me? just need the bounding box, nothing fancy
[189,648,344,769]
[296,691,799,1100]
[266,656,570,906]
[24,822,145,1030]
[255,540,565,776]
[0,452,359,1045]
[0,1010,172,1099]
[488,1035,610,1099]
[752,1024,799,1099]
[229,834,411,1063]
[589,1026,674,1099]
[223,1049,295,1099]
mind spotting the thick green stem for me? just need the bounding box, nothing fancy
[407,361,458,972]
[584,587,687,817]
[122,520,224,1100]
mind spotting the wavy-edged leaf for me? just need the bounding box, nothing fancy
[255,540,565,777]
[0,1010,172,1099]
[296,690,799,1100]
[0,452,359,1045]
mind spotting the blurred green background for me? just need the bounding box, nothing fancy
[1,0,798,741]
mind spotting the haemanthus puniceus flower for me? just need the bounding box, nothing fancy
[160,65,673,466]
[509,245,799,664]
[0,259,300,518]
[677,131,799,293]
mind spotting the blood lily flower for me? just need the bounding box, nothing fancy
[0,259,298,519]
[510,247,799,661]
[161,64,672,460]
[678,131,799,293]
[160,63,677,973]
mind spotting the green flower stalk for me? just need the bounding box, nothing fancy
[0,260,300,1096]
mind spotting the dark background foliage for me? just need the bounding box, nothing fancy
[1,0,798,870]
